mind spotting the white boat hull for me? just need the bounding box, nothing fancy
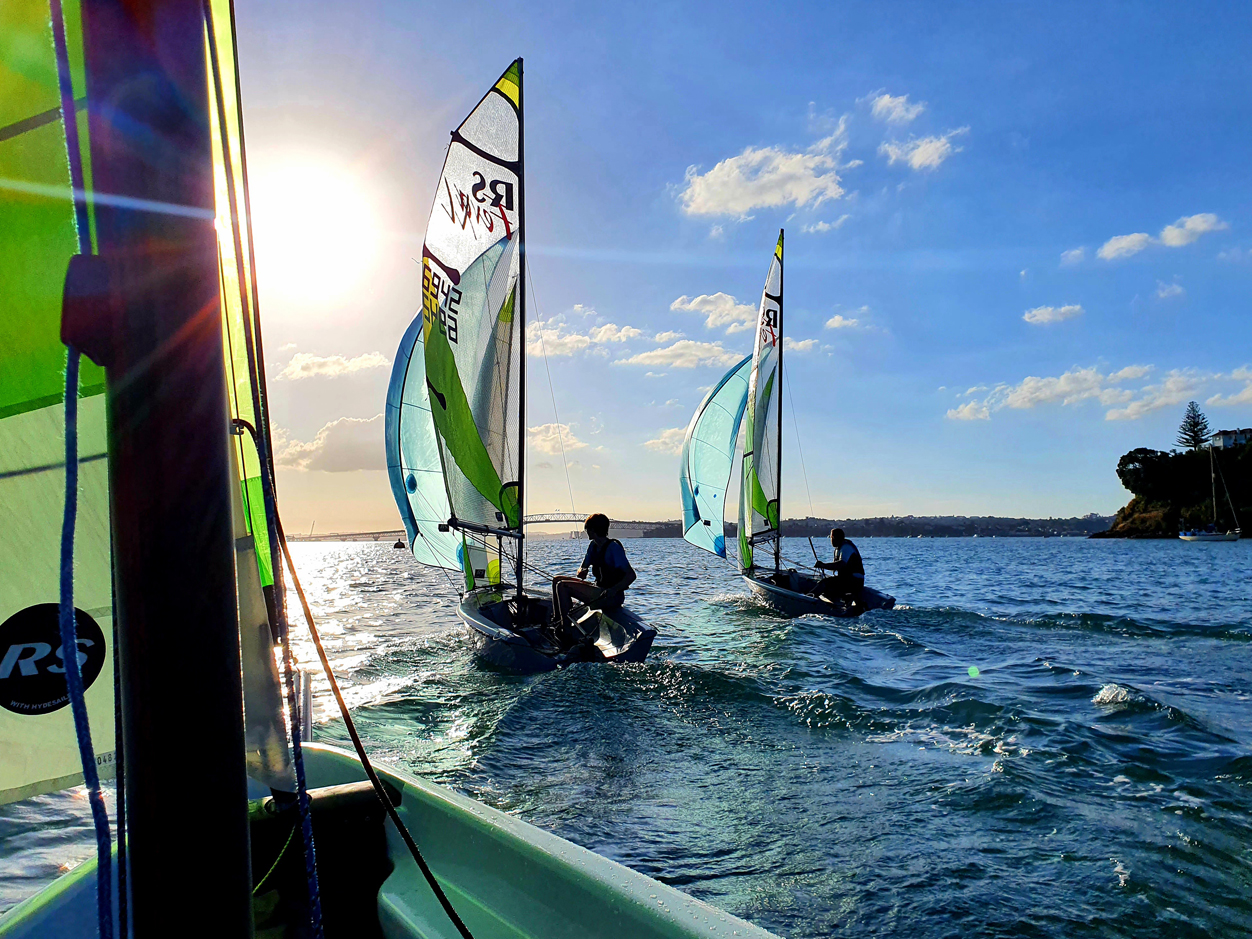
[1179,531,1240,541]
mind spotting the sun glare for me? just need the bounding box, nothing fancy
[248,161,381,306]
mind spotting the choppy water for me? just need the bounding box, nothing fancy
[4,537,1252,937]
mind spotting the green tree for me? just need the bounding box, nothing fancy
[1176,401,1211,450]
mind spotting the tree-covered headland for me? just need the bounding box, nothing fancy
[1094,402,1250,538]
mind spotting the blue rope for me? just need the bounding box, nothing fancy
[60,348,114,939]
[49,0,114,933]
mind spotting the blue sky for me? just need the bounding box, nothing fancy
[236,0,1252,531]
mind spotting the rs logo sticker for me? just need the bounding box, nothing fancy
[0,605,106,716]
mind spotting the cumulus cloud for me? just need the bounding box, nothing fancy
[528,423,588,455]
[1159,213,1228,247]
[277,352,390,380]
[526,319,640,357]
[671,293,757,333]
[1022,304,1083,325]
[678,121,849,217]
[654,330,684,342]
[644,427,687,455]
[879,127,969,171]
[275,415,383,472]
[869,92,925,125]
[1098,214,1228,261]
[947,365,1240,422]
[784,337,818,352]
[1060,248,1085,266]
[618,340,742,369]
[825,314,859,329]
[1156,281,1185,299]
[802,215,850,234]
[1097,232,1152,260]
[1207,367,1252,407]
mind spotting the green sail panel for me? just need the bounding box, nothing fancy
[739,231,783,571]
[0,0,114,804]
[419,61,522,534]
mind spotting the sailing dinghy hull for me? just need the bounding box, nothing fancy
[0,744,777,939]
[744,570,896,619]
[458,587,656,673]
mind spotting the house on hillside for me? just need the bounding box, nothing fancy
[1211,428,1252,449]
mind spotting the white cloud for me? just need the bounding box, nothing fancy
[1098,213,1228,261]
[947,400,990,421]
[869,92,925,125]
[802,214,850,234]
[824,311,862,329]
[783,337,818,352]
[1105,370,1207,421]
[587,323,642,343]
[618,340,743,369]
[1108,365,1152,382]
[1097,232,1152,260]
[709,224,725,239]
[1022,304,1083,325]
[279,342,298,351]
[671,293,757,333]
[644,427,687,455]
[1217,247,1249,262]
[1159,213,1228,247]
[1060,248,1085,265]
[275,415,383,472]
[570,303,595,317]
[1207,369,1252,407]
[678,121,849,217]
[277,352,390,380]
[948,365,1234,422]
[643,371,666,378]
[528,423,588,456]
[527,319,640,357]
[654,330,684,343]
[1156,280,1185,299]
[879,127,969,171]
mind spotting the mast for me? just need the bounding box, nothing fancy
[774,229,784,573]
[1210,445,1218,526]
[80,0,254,933]
[515,57,526,599]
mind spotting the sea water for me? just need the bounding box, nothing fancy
[2,537,1250,937]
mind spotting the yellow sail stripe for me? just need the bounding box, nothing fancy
[495,60,521,108]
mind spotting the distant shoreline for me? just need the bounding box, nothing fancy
[289,514,1116,543]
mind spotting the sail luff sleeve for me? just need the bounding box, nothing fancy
[681,355,752,558]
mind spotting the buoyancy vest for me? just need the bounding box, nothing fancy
[587,538,631,589]
[840,540,865,579]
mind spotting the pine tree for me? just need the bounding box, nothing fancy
[1176,401,1211,450]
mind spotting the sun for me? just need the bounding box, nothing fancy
[247,160,381,306]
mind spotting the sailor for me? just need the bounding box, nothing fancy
[552,513,637,640]
[812,528,864,606]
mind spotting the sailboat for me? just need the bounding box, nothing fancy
[1179,445,1241,541]
[0,8,770,938]
[386,60,655,672]
[679,231,896,618]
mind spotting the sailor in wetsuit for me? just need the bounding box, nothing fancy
[812,528,864,606]
[551,513,637,642]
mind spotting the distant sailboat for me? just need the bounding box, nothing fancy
[1180,445,1241,541]
[386,60,655,672]
[679,232,895,617]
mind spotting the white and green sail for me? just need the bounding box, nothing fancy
[680,355,752,558]
[738,231,783,571]
[388,60,524,590]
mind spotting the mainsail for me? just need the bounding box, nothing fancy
[680,355,752,558]
[389,60,524,590]
[738,231,784,571]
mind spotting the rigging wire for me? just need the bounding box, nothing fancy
[524,256,578,516]
[276,523,477,939]
[49,1,112,934]
[785,374,816,517]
